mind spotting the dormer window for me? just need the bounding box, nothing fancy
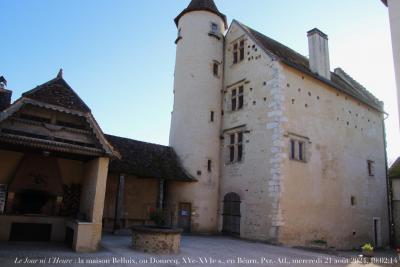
[208,22,221,40]
[211,23,219,34]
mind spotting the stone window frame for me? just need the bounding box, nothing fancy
[231,85,244,111]
[224,126,246,165]
[286,133,310,163]
[367,160,375,177]
[212,60,221,78]
[232,37,245,65]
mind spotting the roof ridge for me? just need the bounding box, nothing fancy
[236,20,309,64]
[105,134,170,148]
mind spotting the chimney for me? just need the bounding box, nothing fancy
[0,76,12,111]
[307,28,331,80]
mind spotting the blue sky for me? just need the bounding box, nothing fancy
[1,0,398,162]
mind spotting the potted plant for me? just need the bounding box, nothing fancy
[361,243,374,258]
[149,208,165,227]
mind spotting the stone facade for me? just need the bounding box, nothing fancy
[168,0,389,250]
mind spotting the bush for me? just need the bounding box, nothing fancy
[362,243,374,251]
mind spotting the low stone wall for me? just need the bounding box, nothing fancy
[131,226,182,254]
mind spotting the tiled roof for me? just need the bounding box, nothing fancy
[22,76,91,113]
[237,21,384,112]
[175,0,227,29]
[105,134,195,182]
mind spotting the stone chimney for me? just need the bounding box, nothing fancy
[0,76,12,111]
[307,28,331,80]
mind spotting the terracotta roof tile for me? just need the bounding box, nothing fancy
[105,134,195,182]
[22,77,91,113]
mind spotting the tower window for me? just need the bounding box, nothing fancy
[367,160,375,176]
[228,131,244,163]
[207,160,212,172]
[232,39,245,64]
[210,111,214,122]
[351,196,356,206]
[211,22,219,34]
[213,62,219,77]
[231,85,244,111]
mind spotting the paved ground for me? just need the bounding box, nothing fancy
[0,234,398,267]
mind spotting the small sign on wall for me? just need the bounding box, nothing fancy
[0,184,7,214]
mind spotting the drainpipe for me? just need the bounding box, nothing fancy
[382,113,393,247]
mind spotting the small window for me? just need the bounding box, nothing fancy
[367,160,375,176]
[232,39,245,64]
[289,138,307,162]
[213,63,219,76]
[210,111,214,122]
[237,132,243,162]
[239,40,245,61]
[351,196,356,206]
[233,43,238,64]
[207,160,212,172]
[177,28,182,38]
[228,131,245,163]
[290,140,295,160]
[298,141,304,161]
[211,22,219,34]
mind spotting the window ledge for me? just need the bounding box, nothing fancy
[175,36,182,44]
[208,32,221,40]
[290,158,307,164]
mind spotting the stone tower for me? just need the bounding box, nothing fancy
[168,0,227,232]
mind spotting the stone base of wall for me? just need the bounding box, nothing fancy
[131,226,182,254]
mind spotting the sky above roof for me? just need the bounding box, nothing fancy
[1,0,399,163]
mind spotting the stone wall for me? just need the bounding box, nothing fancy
[279,65,389,249]
[220,22,283,242]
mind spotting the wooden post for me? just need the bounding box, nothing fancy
[157,179,165,209]
[114,173,125,231]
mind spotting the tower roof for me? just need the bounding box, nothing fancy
[174,0,227,29]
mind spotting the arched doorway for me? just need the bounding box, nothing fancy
[222,192,241,235]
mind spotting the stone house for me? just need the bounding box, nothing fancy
[0,0,391,252]
[167,0,390,250]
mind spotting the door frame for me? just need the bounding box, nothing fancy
[373,217,382,248]
[178,202,191,233]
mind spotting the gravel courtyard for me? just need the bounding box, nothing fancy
[0,234,398,267]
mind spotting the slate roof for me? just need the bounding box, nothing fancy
[237,21,384,112]
[22,76,91,113]
[105,134,195,182]
[389,157,400,179]
[175,0,227,29]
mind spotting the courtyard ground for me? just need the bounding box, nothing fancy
[0,234,398,267]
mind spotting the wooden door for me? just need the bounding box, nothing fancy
[178,202,191,233]
[222,193,241,235]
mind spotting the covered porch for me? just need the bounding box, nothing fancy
[103,135,196,232]
[0,74,118,252]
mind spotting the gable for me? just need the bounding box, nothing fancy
[22,77,90,113]
[230,20,384,113]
